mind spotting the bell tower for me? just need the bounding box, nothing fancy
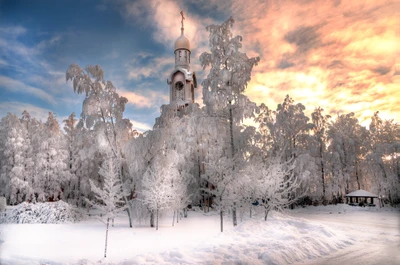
[167,11,197,106]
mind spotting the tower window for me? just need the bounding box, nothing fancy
[175,81,184,100]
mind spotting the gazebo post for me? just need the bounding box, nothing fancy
[371,197,374,204]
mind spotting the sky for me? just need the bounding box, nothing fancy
[0,0,399,132]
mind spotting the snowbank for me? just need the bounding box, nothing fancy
[0,201,84,224]
[112,211,355,265]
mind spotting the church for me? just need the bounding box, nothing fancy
[167,11,197,107]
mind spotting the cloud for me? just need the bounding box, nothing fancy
[119,88,169,109]
[221,0,400,123]
[0,76,55,104]
[127,55,173,81]
[0,26,27,36]
[130,120,152,132]
[372,66,391,75]
[120,0,213,53]
[0,58,8,66]
[0,101,52,122]
[284,25,321,53]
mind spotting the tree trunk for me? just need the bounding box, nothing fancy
[232,204,237,226]
[126,207,133,228]
[156,208,159,231]
[184,208,188,218]
[150,211,154,227]
[176,210,179,223]
[250,207,252,219]
[172,210,175,226]
[264,209,269,221]
[355,159,361,190]
[207,193,210,213]
[229,103,237,227]
[320,140,325,201]
[104,218,109,258]
[220,210,224,232]
[115,155,133,228]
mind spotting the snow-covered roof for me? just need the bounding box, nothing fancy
[167,68,197,87]
[345,189,378,197]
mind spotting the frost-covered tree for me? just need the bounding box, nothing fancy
[63,113,78,202]
[203,156,236,232]
[35,112,69,202]
[139,150,181,230]
[66,63,135,227]
[200,17,259,227]
[85,156,128,258]
[250,155,300,221]
[274,95,313,160]
[368,112,400,205]
[0,113,29,204]
[20,110,35,202]
[254,96,313,206]
[311,107,331,201]
[327,113,368,199]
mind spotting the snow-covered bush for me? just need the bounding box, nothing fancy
[0,196,6,211]
[0,201,84,224]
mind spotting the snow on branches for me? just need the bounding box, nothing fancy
[85,157,128,223]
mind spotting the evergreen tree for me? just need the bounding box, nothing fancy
[85,156,128,258]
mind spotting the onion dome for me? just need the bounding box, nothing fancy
[174,11,190,52]
[174,33,190,52]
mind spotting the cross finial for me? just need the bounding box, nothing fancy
[180,10,185,34]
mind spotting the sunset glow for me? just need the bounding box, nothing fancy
[0,0,398,130]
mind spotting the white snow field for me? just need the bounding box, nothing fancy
[0,205,399,265]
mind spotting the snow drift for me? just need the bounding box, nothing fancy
[113,211,355,265]
[0,201,84,224]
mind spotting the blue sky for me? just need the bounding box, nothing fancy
[1,0,398,131]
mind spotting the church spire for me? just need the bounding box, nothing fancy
[168,11,197,105]
[174,10,190,56]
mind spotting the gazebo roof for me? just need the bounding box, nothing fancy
[345,189,378,197]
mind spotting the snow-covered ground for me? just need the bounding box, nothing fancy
[291,205,400,265]
[0,205,399,264]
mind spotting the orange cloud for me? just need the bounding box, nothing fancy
[120,88,169,109]
[227,0,400,125]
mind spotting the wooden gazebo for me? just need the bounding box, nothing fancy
[345,189,378,206]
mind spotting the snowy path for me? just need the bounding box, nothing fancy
[290,208,400,265]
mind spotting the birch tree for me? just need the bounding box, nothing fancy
[200,17,259,227]
[66,63,135,227]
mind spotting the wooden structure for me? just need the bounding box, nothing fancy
[345,189,378,206]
